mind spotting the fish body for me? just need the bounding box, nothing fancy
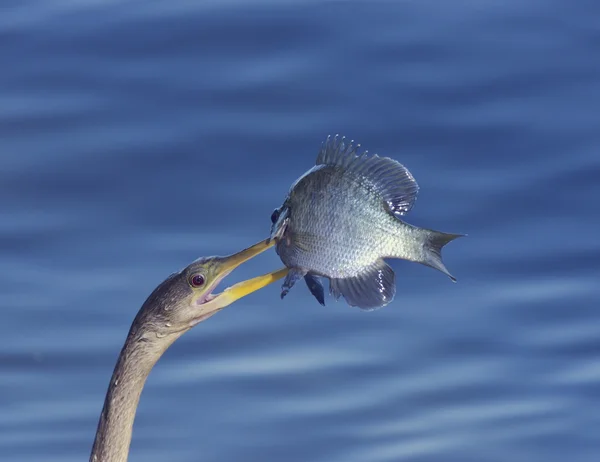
[270,135,463,310]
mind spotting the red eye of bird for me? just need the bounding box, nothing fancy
[190,274,206,288]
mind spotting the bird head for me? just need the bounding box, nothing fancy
[131,239,287,343]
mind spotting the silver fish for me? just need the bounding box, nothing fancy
[269,135,464,310]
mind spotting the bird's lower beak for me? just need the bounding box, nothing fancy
[201,239,288,312]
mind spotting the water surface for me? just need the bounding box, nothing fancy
[1,1,599,461]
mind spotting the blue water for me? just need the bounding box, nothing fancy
[1,1,599,461]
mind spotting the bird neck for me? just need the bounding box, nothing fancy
[90,326,171,462]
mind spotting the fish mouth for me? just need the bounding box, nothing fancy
[269,207,290,243]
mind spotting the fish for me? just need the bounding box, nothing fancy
[269,134,464,310]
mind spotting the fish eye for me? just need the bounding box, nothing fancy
[189,273,206,288]
[271,209,280,224]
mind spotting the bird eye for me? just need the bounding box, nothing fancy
[271,209,280,224]
[189,273,206,288]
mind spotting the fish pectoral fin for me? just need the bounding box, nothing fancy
[316,135,419,215]
[285,231,321,255]
[328,260,396,310]
[291,235,311,252]
[281,268,306,300]
[304,274,325,306]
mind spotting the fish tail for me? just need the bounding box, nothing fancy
[419,229,464,282]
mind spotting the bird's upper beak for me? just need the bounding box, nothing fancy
[198,239,288,315]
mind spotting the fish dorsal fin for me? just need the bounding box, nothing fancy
[316,134,419,215]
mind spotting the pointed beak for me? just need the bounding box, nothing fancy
[200,239,288,312]
[215,267,289,308]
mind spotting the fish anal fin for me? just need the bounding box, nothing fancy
[328,260,396,310]
[316,135,419,215]
[329,280,342,300]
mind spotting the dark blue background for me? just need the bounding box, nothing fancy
[1,1,599,461]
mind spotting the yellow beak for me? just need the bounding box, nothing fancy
[203,239,288,311]
[217,267,289,307]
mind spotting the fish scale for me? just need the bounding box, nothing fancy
[270,135,463,310]
[289,179,394,277]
